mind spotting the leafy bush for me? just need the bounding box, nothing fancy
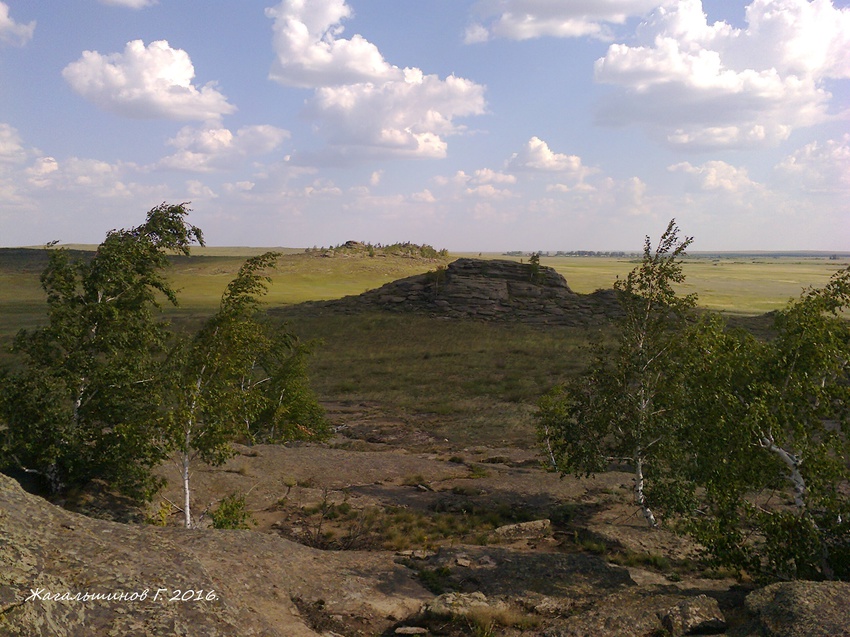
[210,493,256,530]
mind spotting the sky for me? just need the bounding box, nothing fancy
[0,0,848,252]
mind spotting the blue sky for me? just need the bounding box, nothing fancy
[1,0,848,251]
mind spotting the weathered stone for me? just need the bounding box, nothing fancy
[745,581,850,637]
[425,592,504,618]
[307,258,624,327]
[493,519,552,541]
[0,472,430,637]
[658,595,726,636]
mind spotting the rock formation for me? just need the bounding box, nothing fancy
[303,258,624,326]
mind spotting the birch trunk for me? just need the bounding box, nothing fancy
[634,456,658,527]
[760,435,806,511]
[182,445,191,529]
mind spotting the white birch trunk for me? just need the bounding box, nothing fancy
[760,435,806,511]
[182,445,192,529]
[634,456,658,527]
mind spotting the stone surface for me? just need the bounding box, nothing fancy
[0,472,430,637]
[658,594,726,635]
[542,591,692,637]
[424,591,502,618]
[493,518,553,541]
[745,581,850,637]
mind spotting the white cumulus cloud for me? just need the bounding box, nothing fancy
[159,125,290,172]
[305,66,486,160]
[669,160,761,192]
[266,0,398,88]
[776,134,850,193]
[465,0,667,42]
[594,0,850,149]
[267,0,486,161]
[0,2,34,46]
[0,124,28,163]
[507,137,596,180]
[62,40,236,121]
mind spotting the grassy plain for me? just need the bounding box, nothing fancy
[1,247,847,448]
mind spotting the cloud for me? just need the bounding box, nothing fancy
[97,0,157,8]
[266,0,398,88]
[0,2,34,46]
[411,188,436,203]
[267,0,486,161]
[0,124,28,163]
[669,160,761,192]
[432,168,516,200]
[62,40,236,121]
[507,137,596,181]
[594,0,850,149]
[775,134,850,193]
[304,66,486,160]
[22,155,155,200]
[473,168,516,184]
[465,0,666,42]
[158,125,290,172]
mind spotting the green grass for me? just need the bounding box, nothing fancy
[483,254,849,315]
[278,311,596,447]
[1,247,846,444]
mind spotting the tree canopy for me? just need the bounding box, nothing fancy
[538,220,850,581]
[1,204,327,521]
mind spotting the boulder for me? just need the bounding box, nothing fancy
[658,594,726,635]
[424,591,503,618]
[745,581,850,637]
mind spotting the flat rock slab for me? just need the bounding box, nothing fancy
[0,473,430,637]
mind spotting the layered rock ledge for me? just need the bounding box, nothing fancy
[302,258,624,326]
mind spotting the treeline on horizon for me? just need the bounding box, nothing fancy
[505,250,850,259]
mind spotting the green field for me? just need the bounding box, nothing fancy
[3,247,846,319]
[2,247,847,448]
[469,253,850,315]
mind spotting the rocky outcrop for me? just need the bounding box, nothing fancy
[301,258,624,327]
[0,472,430,636]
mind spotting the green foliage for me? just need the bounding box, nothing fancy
[528,252,542,282]
[1,204,327,520]
[664,267,850,581]
[538,218,849,580]
[0,203,202,501]
[537,220,694,526]
[210,493,256,530]
[167,251,329,526]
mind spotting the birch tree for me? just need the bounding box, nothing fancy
[666,268,850,580]
[167,253,328,528]
[537,220,695,526]
[0,203,203,501]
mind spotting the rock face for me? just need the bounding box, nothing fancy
[0,472,430,637]
[745,581,850,637]
[305,258,624,326]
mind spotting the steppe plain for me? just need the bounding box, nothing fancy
[1,245,849,636]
